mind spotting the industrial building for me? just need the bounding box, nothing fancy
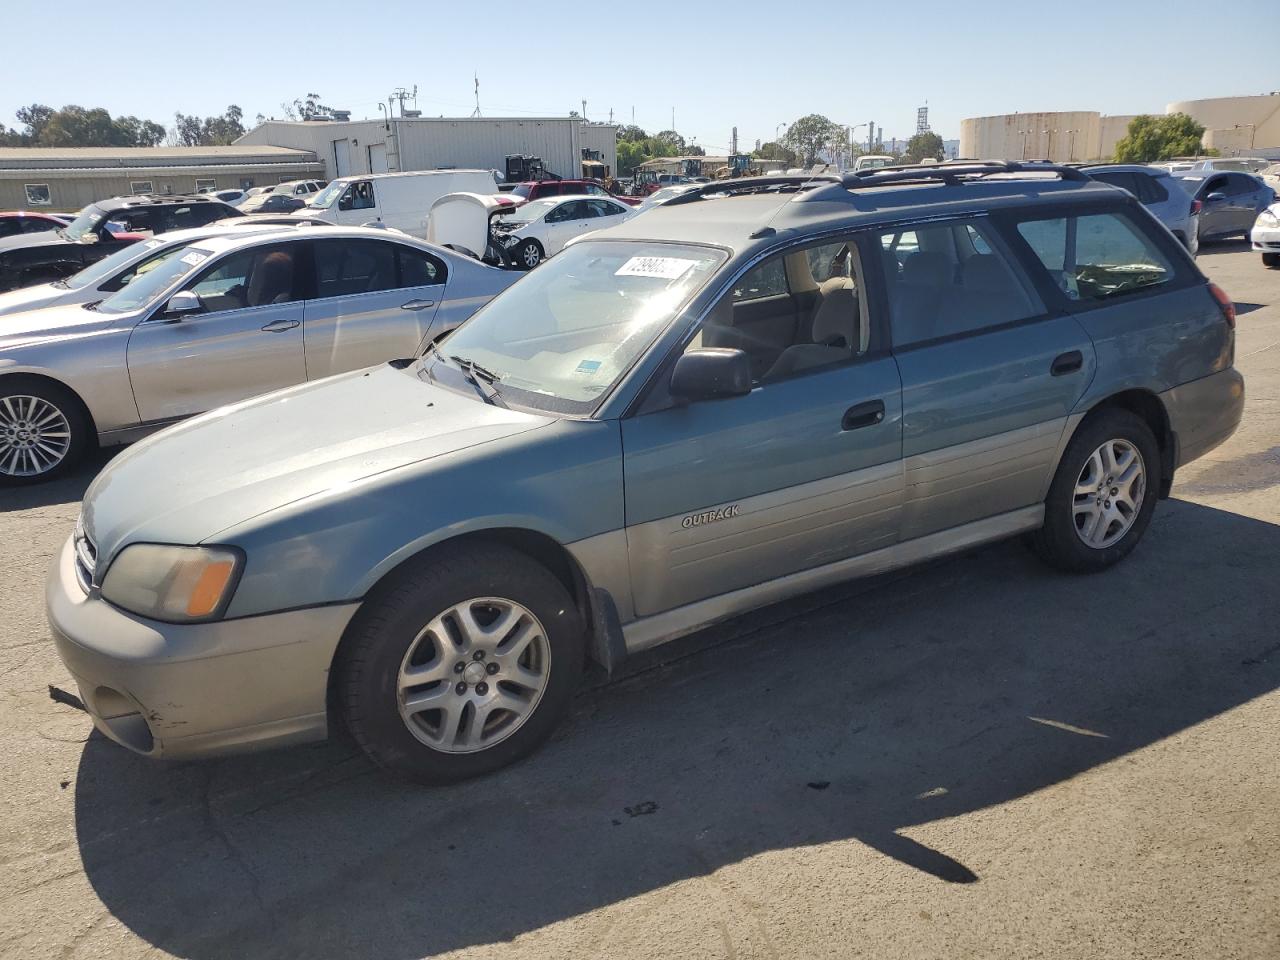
[0,145,323,211]
[236,116,620,183]
[960,93,1280,163]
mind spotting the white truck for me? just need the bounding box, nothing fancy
[297,170,499,237]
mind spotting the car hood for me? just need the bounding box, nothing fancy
[82,363,553,563]
[0,281,64,317]
[0,231,71,254]
[0,302,117,349]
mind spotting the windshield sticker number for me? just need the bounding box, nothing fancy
[142,239,163,249]
[179,251,208,267]
[615,256,698,280]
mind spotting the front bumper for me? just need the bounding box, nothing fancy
[1162,367,1245,469]
[46,535,359,759]
[1251,221,1279,253]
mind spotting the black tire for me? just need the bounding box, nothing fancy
[0,375,92,486]
[336,542,585,784]
[1029,408,1161,573]
[1263,252,1279,269]
[515,239,544,270]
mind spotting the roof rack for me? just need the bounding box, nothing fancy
[840,160,1089,190]
[662,174,841,207]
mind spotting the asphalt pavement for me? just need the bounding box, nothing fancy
[1,242,1277,959]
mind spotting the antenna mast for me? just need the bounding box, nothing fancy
[471,75,482,118]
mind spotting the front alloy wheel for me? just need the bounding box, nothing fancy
[0,380,88,485]
[518,239,543,269]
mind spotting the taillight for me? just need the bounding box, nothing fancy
[1208,282,1235,328]
[1190,199,1202,215]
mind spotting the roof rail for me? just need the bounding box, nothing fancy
[840,160,1090,190]
[662,174,841,206]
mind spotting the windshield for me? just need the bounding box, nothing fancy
[502,198,559,224]
[307,181,348,209]
[507,184,532,199]
[425,241,726,414]
[60,205,105,242]
[1173,177,1205,195]
[96,246,213,314]
[63,237,172,290]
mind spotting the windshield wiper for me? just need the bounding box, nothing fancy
[449,354,507,407]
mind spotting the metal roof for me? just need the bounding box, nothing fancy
[0,146,319,171]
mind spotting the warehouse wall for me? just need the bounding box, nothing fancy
[1168,94,1280,152]
[960,112,1102,162]
[237,121,393,180]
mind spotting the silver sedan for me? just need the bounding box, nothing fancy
[0,226,520,484]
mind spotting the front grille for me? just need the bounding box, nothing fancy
[73,524,97,594]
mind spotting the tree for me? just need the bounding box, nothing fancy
[172,106,246,146]
[282,93,331,121]
[1113,113,1211,163]
[3,103,165,147]
[753,141,796,165]
[784,114,841,166]
[617,124,648,143]
[904,131,944,163]
[15,104,53,142]
[653,130,687,153]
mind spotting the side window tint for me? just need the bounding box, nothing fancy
[315,239,397,297]
[587,199,622,218]
[350,181,376,210]
[191,245,300,311]
[692,239,867,384]
[882,219,1039,347]
[732,258,788,301]
[1016,213,1173,303]
[397,246,444,287]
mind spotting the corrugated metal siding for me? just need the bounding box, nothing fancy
[237,121,391,179]
[580,124,619,173]
[393,118,581,178]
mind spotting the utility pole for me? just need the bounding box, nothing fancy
[390,86,417,118]
[868,121,875,153]
[581,99,587,121]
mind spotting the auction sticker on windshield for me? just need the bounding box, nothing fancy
[615,256,698,280]
[179,251,208,267]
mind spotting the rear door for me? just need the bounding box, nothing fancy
[302,237,445,377]
[881,216,1096,540]
[126,241,308,422]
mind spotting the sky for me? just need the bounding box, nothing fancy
[3,0,1278,152]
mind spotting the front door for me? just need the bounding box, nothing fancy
[545,200,593,255]
[126,242,307,422]
[882,216,1097,541]
[622,236,903,617]
[303,238,445,378]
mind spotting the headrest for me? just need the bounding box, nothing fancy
[902,251,950,287]
[812,277,856,347]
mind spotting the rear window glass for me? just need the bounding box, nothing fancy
[1017,213,1174,303]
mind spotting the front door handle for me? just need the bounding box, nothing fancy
[842,399,886,431]
[261,318,300,332]
[1051,350,1084,376]
[401,299,436,311]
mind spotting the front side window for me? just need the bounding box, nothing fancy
[315,239,397,297]
[881,219,1040,347]
[1016,212,1174,303]
[691,237,869,383]
[24,184,51,206]
[187,244,302,311]
[429,241,726,414]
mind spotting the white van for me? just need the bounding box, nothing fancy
[298,170,499,237]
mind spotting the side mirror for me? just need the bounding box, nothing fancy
[670,348,752,403]
[1206,191,1227,203]
[164,291,202,319]
[337,193,353,212]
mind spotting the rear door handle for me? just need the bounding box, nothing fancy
[401,299,436,311]
[842,399,886,431]
[1051,350,1083,376]
[261,318,299,332]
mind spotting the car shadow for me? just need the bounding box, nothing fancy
[1197,238,1253,257]
[0,447,116,513]
[72,498,1280,959]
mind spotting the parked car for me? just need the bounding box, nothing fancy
[1259,163,1280,192]
[258,194,306,214]
[0,195,242,292]
[0,223,295,317]
[300,171,499,236]
[273,179,325,197]
[634,184,700,211]
[1251,202,1280,267]
[1171,171,1275,242]
[0,211,72,240]
[1183,158,1265,174]
[506,179,642,207]
[493,195,635,268]
[0,226,519,483]
[44,164,1243,781]
[1079,164,1199,253]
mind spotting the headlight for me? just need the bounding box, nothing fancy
[100,544,243,623]
[1257,210,1279,228]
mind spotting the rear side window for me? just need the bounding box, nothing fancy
[1225,174,1260,197]
[397,246,445,287]
[315,239,397,296]
[880,218,1040,347]
[1016,213,1174,303]
[1092,171,1168,204]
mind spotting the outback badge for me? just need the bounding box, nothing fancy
[681,504,741,529]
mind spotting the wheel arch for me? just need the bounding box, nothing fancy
[0,369,99,439]
[325,526,621,731]
[1074,388,1175,497]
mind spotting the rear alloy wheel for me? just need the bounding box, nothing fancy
[1030,409,1160,573]
[517,239,544,270]
[337,543,585,784]
[0,381,88,485]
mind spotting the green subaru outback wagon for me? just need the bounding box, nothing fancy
[48,163,1244,782]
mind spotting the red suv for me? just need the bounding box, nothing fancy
[506,179,640,206]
